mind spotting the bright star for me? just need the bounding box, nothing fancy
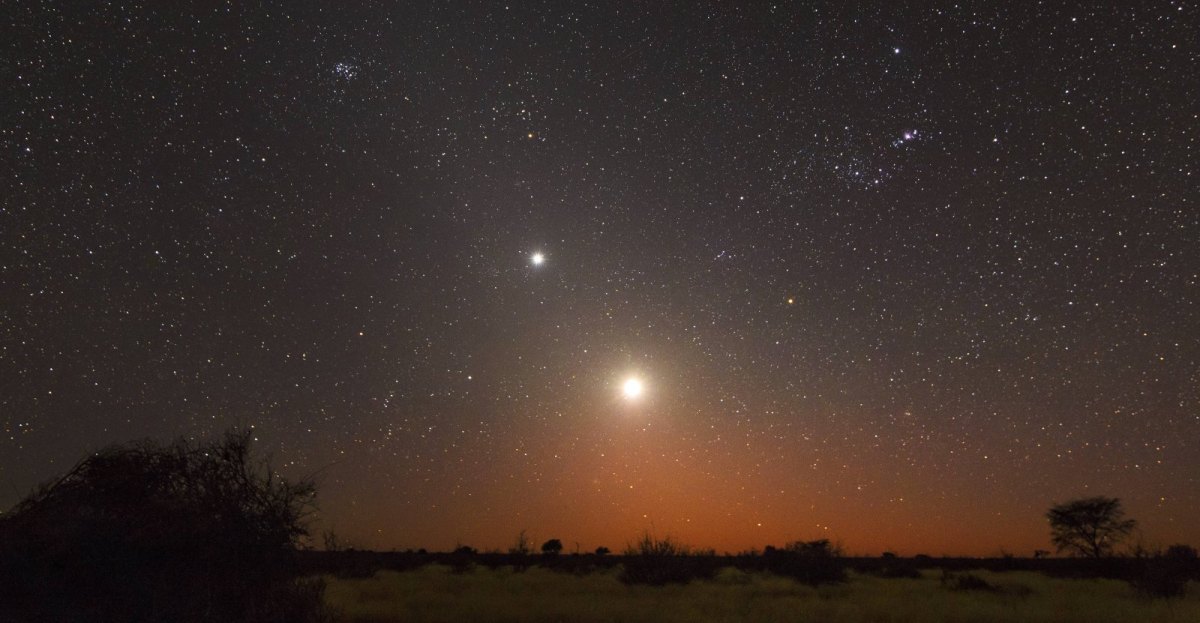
[622,378,643,399]
[531,252,545,266]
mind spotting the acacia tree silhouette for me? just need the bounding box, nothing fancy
[0,429,326,623]
[1046,496,1137,558]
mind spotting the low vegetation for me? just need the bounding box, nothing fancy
[324,564,1199,623]
[761,539,847,585]
[619,532,718,585]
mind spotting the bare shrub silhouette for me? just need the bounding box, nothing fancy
[509,529,533,556]
[620,532,717,585]
[323,529,347,552]
[626,532,690,557]
[0,429,329,623]
[507,529,533,571]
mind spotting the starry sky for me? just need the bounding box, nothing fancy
[2,2,1197,556]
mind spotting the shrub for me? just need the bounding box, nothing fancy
[941,570,998,592]
[0,430,327,622]
[626,532,690,557]
[247,577,339,623]
[874,562,921,579]
[763,539,847,585]
[1128,565,1188,599]
[1128,550,1193,599]
[1165,544,1198,560]
[509,529,533,556]
[714,567,754,585]
[449,545,477,574]
[541,538,564,555]
[619,533,716,585]
[1164,544,1199,581]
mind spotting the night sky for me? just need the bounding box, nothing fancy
[3,2,1197,556]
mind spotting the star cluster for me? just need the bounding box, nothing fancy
[1,2,1196,555]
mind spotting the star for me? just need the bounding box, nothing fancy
[530,252,545,266]
[332,61,358,80]
[622,377,644,399]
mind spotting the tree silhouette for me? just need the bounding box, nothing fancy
[595,546,611,556]
[1046,496,1137,558]
[0,429,326,622]
[541,538,563,555]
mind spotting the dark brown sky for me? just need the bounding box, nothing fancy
[2,1,1197,555]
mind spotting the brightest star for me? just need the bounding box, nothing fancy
[622,377,644,399]
[530,252,545,266]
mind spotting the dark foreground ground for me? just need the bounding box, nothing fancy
[305,551,1199,623]
[319,564,1198,623]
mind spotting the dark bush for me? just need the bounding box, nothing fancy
[941,570,998,592]
[449,545,477,574]
[1165,544,1198,561]
[1128,552,1194,599]
[1163,544,1200,582]
[541,538,564,555]
[0,430,327,623]
[763,539,847,585]
[619,533,717,585]
[1128,564,1188,599]
[247,577,339,623]
[874,562,922,579]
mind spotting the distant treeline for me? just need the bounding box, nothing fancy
[300,547,1200,587]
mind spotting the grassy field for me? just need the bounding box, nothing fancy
[323,564,1199,623]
